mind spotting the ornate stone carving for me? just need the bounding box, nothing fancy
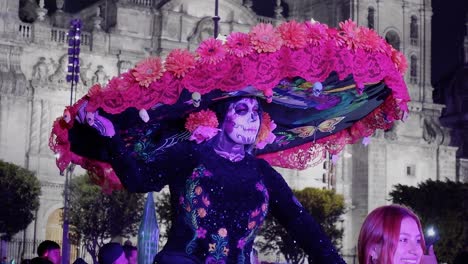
[32,57,51,87]
[188,17,215,50]
[48,54,68,86]
[93,6,103,31]
[36,0,47,22]
[19,0,38,23]
[274,0,284,19]
[92,65,110,86]
[118,60,133,74]
[79,59,93,87]
[384,123,398,141]
[0,45,13,95]
[56,0,64,11]
[0,69,15,95]
[13,72,28,96]
[421,116,446,145]
[29,100,41,154]
[10,47,29,96]
[39,100,49,153]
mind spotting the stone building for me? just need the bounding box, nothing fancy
[0,0,464,262]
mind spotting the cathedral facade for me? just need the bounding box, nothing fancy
[0,0,463,262]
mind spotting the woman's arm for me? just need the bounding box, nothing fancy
[68,107,191,193]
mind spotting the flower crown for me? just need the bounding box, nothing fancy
[84,19,408,115]
[184,109,276,149]
[133,19,407,85]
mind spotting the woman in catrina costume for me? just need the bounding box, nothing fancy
[50,20,410,264]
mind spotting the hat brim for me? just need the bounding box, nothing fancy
[97,72,394,167]
[50,20,409,191]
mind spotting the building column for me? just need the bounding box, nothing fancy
[420,5,433,103]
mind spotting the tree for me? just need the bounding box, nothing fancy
[0,160,40,240]
[154,190,173,247]
[68,174,145,264]
[256,187,345,264]
[390,179,468,263]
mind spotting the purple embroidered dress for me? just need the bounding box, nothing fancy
[73,129,345,264]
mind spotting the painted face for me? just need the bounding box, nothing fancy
[223,98,260,145]
[393,217,423,264]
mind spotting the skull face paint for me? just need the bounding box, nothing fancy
[223,98,260,145]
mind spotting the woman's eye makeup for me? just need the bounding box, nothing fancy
[235,104,248,115]
[233,102,259,116]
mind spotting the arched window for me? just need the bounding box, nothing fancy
[410,55,418,84]
[385,30,401,51]
[367,7,375,29]
[410,15,418,45]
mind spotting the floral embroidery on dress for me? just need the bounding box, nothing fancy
[125,123,191,162]
[205,228,229,264]
[184,164,212,254]
[237,181,269,264]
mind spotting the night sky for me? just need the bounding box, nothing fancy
[431,0,467,91]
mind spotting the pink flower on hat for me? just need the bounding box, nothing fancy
[304,21,329,46]
[256,112,277,149]
[132,57,164,87]
[165,49,196,78]
[358,27,385,52]
[337,19,361,50]
[225,32,253,57]
[249,23,283,53]
[196,38,226,64]
[278,21,307,49]
[185,109,219,132]
[185,109,220,143]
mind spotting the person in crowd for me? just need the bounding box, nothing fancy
[98,243,128,264]
[31,241,60,264]
[122,245,137,264]
[358,204,438,264]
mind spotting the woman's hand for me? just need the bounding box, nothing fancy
[75,100,115,137]
[420,246,438,264]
